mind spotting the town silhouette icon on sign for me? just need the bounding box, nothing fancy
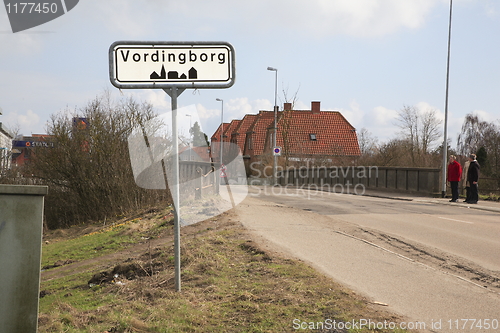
[150,65,198,80]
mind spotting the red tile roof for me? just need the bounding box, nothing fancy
[211,122,230,143]
[244,111,274,156]
[231,114,258,153]
[223,120,241,142]
[210,102,360,162]
[276,110,360,156]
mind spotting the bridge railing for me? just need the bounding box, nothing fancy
[275,166,441,195]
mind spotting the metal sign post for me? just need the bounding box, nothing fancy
[109,41,235,292]
[164,87,183,291]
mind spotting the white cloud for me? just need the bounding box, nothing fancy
[483,1,499,18]
[78,0,441,39]
[414,101,444,121]
[195,103,223,136]
[230,0,438,38]
[82,0,157,37]
[4,110,42,135]
[472,109,498,122]
[196,104,219,122]
[194,98,273,138]
[302,0,437,37]
[0,31,44,56]
[372,106,399,127]
[293,100,309,110]
[225,98,272,120]
[334,100,365,129]
[357,105,399,142]
[142,90,171,111]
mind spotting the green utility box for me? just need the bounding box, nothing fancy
[0,185,48,333]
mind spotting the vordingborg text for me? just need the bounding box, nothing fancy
[119,49,226,65]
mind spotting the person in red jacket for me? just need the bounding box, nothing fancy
[447,155,462,202]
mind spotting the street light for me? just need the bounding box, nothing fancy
[216,98,224,168]
[267,67,278,186]
[441,0,453,198]
[186,114,192,161]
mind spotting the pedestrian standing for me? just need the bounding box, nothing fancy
[461,159,471,202]
[466,154,480,204]
[447,155,462,202]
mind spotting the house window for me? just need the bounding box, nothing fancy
[247,136,253,150]
[309,133,317,141]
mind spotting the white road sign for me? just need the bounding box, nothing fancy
[273,146,282,156]
[109,41,235,89]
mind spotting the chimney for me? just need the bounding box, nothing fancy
[311,101,321,114]
[284,102,292,110]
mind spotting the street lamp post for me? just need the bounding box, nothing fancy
[216,98,224,168]
[441,0,453,198]
[267,67,278,186]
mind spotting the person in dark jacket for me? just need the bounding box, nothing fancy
[466,154,480,204]
[447,155,462,202]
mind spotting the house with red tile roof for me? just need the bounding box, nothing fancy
[211,119,241,164]
[231,114,258,154]
[243,111,275,159]
[211,101,360,175]
[276,101,360,158]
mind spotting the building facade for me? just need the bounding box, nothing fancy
[11,134,54,167]
[0,123,14,173]
[211,101,361,175]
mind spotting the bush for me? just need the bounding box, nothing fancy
[23,92,171,229]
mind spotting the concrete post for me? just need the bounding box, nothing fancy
[0,185,48,333]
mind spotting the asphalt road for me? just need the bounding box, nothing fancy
[236,186,500,333]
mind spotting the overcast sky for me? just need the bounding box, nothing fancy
[1,0,499,148]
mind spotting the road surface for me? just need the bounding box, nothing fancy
[235,186,500,332]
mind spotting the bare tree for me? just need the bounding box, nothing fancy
[280,84,300,169]
[457,113,500,178]
[457,113,495,155]
[420,108,442,155]
[356,128,379,166]
[25,92,169,229]
[357,128,378,156]
[395,105,442,166]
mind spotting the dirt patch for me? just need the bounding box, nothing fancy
[41,210,237,283]
[42,259,75,270]
[239,240,272,261]
[88,261,165,285]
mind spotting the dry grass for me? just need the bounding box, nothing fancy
[38,210,411,333]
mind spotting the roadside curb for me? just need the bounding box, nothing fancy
[251,185,500,214]
[360,192,500,214]
[414,198,500,214]
[358,193,414,202]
